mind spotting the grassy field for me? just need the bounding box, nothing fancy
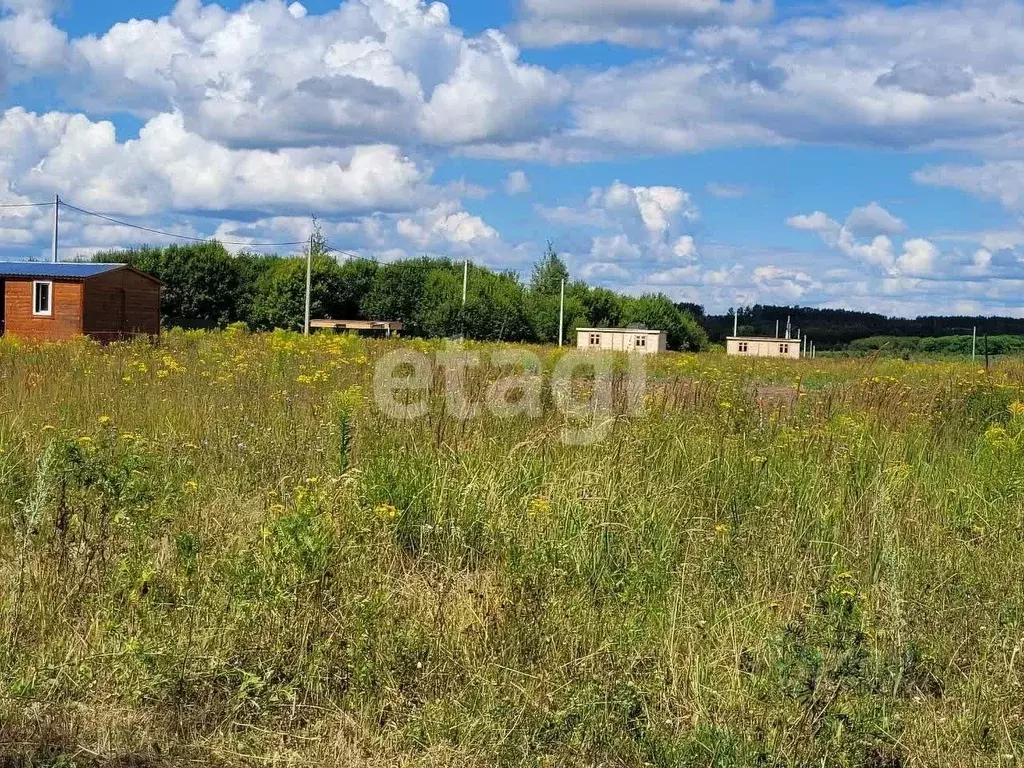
[1,331,1024,766]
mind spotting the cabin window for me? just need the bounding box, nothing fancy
[589,333,601,346]
[32,281,52,317]
[635,335,647,348]
[738,342,749,353]
[779,344,789,354]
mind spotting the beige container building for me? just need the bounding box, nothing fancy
[577,328,668,355]
[726,336,801,359]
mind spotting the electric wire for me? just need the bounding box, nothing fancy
[60,201,308,248]
[324,243,377,262]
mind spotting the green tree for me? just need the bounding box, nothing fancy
[416,267,463,339]
[234,252,276,327]
[334,259,378,320]
[361,258,442,336]
[622,293,709,351]
[580,286,623,328]
[307,216,328,258]
[463,268,533,342]
[529,242,569,295]
[526,244,578,343]
[248,256,346,331]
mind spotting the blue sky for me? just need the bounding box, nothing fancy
[2,0,1024,315]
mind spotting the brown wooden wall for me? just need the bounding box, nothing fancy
[83,269,161,340]
[3,279,83,341]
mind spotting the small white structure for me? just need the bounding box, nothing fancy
[577,327,668,355]
[727,336,801,359]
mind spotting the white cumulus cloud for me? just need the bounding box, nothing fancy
[0,108,429,216]
[787,204,944,278]
[914,161,1024,212]
[513,0,772,48]
[64,0,566,150]
[504,170,530,196]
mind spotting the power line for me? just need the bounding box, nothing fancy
[60,201,308,248]
[0,201,54,209]
[324,243,377,262]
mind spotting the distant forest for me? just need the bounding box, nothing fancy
[696,305,1024,350]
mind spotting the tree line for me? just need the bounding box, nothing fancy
[846,335,1024,357]
[95,242,709,350]
[702,304,1024,349]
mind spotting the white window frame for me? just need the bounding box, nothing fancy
[32,280,53,317]
[738,342,749,353]
[635,335,647,348]
[589,333,601,346]
[780,344,789,355]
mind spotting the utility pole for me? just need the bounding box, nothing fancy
[775,319,779,338]
[972,326,977,362]
[462,259,469,306]
[303,231,313,336]
[558,278,565,347]
[985,334,990,371]
[51,194,59,263]
[733,307,738,337]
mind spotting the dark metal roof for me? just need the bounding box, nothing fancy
[0,262,124,280]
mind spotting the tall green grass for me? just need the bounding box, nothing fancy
[0,330,1023,766]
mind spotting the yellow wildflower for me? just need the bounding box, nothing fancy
[1009,401,1024,417]
[97,415,112,425]
[985,424,1009,446]
[375,504,400,521]
[527,496,552,517]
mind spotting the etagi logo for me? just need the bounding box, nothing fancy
[372,347,648,445]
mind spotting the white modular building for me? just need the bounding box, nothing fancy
[577,328,668,355]
[726,336,801,359]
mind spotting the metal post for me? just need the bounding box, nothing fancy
[775,320,779,339]
[51,194,59,263]
[303,233,312,336]
[733,307,738,337]
[558,278,565,347]
[462,259,469,306]
[972,326,977,361]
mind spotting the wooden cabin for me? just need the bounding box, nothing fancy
[0,262,161,341]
